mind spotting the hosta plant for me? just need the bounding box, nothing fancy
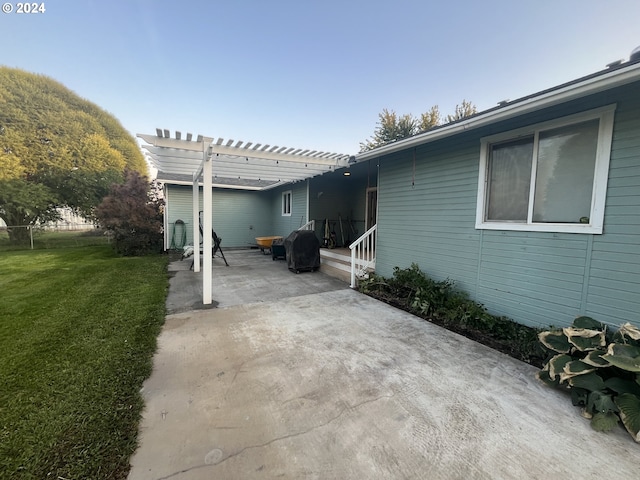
[537,316,640,442]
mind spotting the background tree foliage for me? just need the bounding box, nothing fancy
[360,100,477,152]
[444,99,477,123]
[0,67,146,243]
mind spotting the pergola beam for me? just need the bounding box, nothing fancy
[138,133,213,152]
[208,142,349,166]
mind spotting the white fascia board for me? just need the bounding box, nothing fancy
[161,178,267,191]
[137,134,213,152]
[210,164,329,179]
[158,177,284,191]
[356,62,640,162]
[143,146,204,160]
[147,159,203,172]
[209,143,349,167]
[158,169,327,183]
[258,180,290,191]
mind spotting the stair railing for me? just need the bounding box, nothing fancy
[300,219,315,231]
[349,224,377,288]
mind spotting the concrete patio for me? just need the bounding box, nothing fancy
[128,249,638,479]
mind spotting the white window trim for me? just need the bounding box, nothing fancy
[282,190,292,216]
[475,104,616,234]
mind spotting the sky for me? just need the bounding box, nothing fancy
[1,0,639,157]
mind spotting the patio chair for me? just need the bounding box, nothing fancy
[190,213,229,269]
[189,231,229,269]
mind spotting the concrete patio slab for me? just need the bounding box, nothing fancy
[165,249,346,314]
[129,250,637,479]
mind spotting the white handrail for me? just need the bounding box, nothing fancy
[300,219,315,231]
[348,224,377,288]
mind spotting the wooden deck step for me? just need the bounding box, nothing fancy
[319,248,351,283]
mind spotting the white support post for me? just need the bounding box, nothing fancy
[192,171,200,272]
[202,143,213,305]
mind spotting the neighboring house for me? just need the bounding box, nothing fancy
[0,207,94,231]
[155,50,640,329]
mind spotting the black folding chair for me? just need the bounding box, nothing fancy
[190,212,229,269]
[212,231,229,266]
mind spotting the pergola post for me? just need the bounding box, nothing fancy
[202,143,213,305]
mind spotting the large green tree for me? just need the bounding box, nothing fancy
[360,101,477,152]
[0,67,146,243]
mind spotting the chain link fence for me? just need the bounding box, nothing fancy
[0,224,111,251]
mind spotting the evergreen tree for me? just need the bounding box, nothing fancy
[360,101,477,152]
[445,99,477,123]
[419,105,441,133]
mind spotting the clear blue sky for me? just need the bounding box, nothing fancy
[1,0,639,156]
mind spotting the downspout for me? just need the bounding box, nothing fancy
[306,179,310,225]
[164,183,169,251]
[192,171,200,272]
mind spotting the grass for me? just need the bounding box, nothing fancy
[0,242,169,479]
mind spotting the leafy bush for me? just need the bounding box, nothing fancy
[358,263,544,366]
[95,170,164,256]
[537,317,640,442]
[386,264,454,315]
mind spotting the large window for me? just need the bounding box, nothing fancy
[282,190,292,216]
[476,105,615,234]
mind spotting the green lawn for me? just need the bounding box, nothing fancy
[0,244,168,479]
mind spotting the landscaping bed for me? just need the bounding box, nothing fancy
[358,264,546,368]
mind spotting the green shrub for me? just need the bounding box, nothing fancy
[358,273,389,295]
[537,317,640,442]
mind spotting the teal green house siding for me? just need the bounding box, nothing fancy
[164,182,313,248]
[164,185,196,246]
[164,185,271,248]
[268,182,309,237]
[374,82,640,329]
[376,141,481,293]
[587,92,640,324]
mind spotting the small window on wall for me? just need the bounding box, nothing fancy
[475,105,615,234]
[282,190,292,216]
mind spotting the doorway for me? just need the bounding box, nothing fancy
[365,187,378,231]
